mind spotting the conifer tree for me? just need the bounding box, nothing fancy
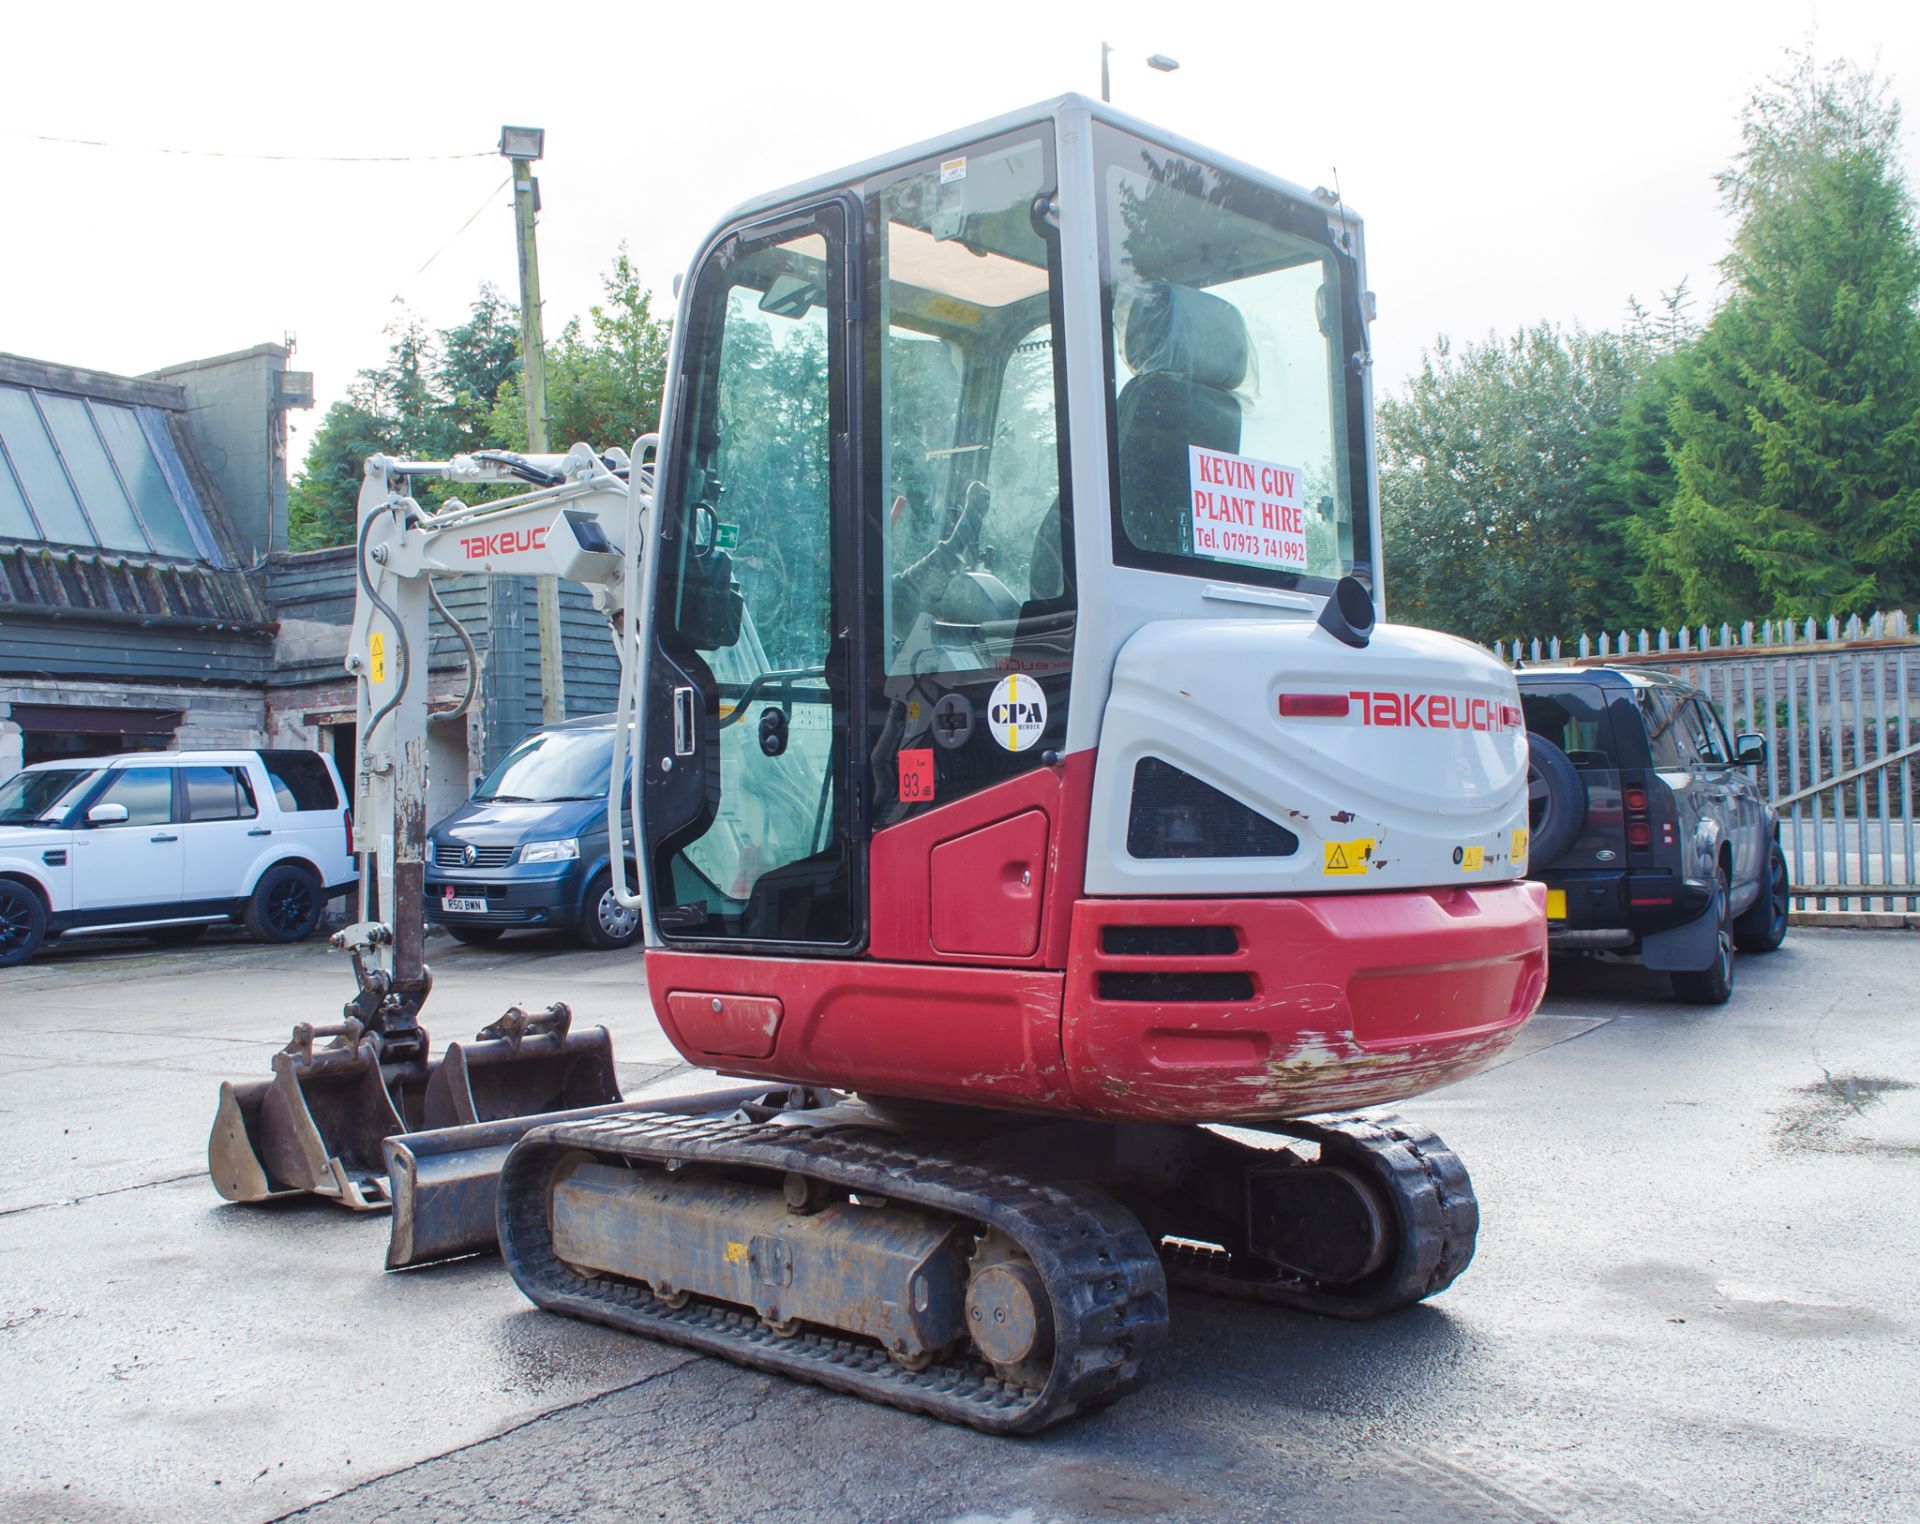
[1638,49,1920,622]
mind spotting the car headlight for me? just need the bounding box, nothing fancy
[520,838,580,864]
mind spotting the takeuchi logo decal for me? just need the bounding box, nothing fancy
[459,526,547,560]
[1349,691,1522,732]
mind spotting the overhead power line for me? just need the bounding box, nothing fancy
[5,128,492,163]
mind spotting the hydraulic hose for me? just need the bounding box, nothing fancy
[358,501,412,761]
[427,577,480,719]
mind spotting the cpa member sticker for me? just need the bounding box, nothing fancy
[987,674,1047,752]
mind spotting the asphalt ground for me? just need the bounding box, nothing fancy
[1,924,1916,1522]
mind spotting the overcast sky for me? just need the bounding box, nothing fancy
[6,0,1918,467]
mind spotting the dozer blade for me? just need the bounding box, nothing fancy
[382,1085,772,1270]
[209,1003,622,1214]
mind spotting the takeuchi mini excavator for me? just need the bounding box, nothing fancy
[209,95,1547,1433]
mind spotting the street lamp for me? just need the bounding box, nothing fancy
[499,124,565,722]
[498,125,545,161]
[1101,42,1181,103]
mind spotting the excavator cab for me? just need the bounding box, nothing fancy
[632,97,1544,1116]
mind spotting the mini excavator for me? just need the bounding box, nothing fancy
[210,96,1547,1433]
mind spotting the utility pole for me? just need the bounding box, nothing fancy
[500,125,566,724]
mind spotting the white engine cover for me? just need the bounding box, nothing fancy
[1085,618,1531,896]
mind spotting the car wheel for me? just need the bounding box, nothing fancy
[243,864,324,944]
[1526,732,1587,865]
[147,923,210,946]
[1671,866,1735,1005]
[577,868,642,950]
[1734,843,1790,953]
[0,881,47,968]
[447,924,505,947]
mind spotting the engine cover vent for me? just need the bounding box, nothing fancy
[1125,757,1299,860]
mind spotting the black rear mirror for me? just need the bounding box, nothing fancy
[1735,732,1767,768]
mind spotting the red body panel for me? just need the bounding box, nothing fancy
[650,951,1071,1109]
[929,809,1050,957]
[867,752,1093,967]
[646,879,1546,1121]
[1059,884,1548,1120]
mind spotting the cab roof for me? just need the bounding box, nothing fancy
[708,93,1361,250]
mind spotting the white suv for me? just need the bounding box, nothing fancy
[0,749,357,967]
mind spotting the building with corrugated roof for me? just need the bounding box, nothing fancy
[0,346,617,825]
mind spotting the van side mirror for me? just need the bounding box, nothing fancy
[1735,733,1767,768]
[86,802,130,825]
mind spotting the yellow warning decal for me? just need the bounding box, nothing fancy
[1459,845,1485,871]
[723,1241,749,1265]
[369,631,387,685]
[1545,888,1567,920]
[1323,838,1374,875]
[1511,827,1529,865]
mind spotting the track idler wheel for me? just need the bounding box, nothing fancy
[965,1231,1054,1388]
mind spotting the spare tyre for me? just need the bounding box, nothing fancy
[1526,732,1587,867]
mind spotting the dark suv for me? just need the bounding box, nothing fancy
[1518,667,1789,1003]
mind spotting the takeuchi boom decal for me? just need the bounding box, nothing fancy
[459,526,548,560]
[1349,691,1523,732]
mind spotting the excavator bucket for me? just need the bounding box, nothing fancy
[209,1019,417,1209]
[209,1003,621,1213]
[418,1003,621,1131]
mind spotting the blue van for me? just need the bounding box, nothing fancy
[425,714,640,949]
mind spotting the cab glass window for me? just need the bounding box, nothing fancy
[872,135,1070,676]
[1095,125,1365,592]
[183,766,258,822]
[92,767,174,826]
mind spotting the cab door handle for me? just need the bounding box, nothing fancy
[248,828,272,837]
[150,833,178,843]
[673,686,697,756]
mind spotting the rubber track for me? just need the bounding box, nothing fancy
[1162,1114,1479,1320]
[498,1111,1170,1434]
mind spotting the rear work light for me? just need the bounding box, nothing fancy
[1279,693,1351,718]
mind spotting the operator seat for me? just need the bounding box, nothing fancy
[1115,282,1250,556]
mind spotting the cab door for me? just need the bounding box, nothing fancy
[643,202,862,951]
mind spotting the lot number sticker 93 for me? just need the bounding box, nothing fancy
[988,675,1048,752]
